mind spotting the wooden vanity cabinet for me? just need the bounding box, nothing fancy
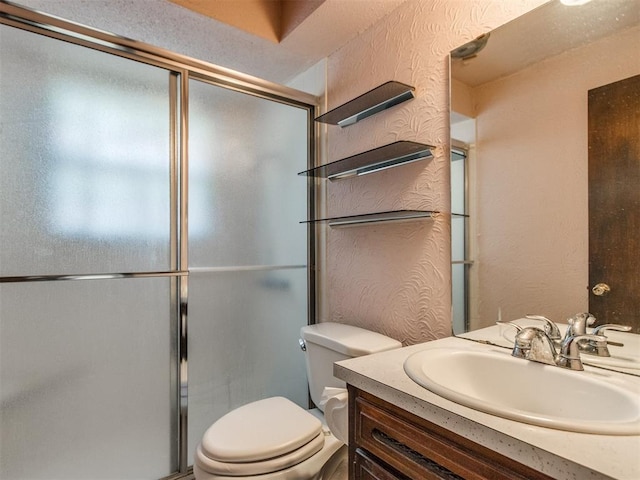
[348,386,553,480]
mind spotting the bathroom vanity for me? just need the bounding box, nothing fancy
[334,337,640,480]
[348,387,551,479]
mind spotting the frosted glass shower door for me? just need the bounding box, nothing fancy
[0,279,174,479]
[0,24,176,478]
[187,79,310,458]
[0,26,172,276]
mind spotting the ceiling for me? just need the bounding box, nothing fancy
[168,0,327,43]
[15,0,407,84]
[452,0,639,87]
[167,0,408,83]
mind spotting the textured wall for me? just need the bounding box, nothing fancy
[322,0,546,345]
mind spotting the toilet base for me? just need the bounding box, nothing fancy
[319,445,348,480]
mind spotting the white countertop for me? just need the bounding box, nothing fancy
[334,336,640,480]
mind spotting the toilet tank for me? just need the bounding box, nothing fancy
[300,322,402,410]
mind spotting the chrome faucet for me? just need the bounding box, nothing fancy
[562,312,632,357]
[506,324,607,371]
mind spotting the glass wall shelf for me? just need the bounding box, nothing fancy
[315,81,415,127]
[451,149,466,161]
[298,141,434,180]
[302,210,438,227]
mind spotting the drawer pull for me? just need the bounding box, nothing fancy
[372,429,464,480]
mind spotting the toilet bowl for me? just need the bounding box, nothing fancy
[193,397,345,480]
[194,323,401,480]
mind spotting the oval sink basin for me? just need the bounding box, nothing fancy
[404,347,640,435]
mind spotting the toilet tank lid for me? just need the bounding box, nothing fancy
[301,322,401,357]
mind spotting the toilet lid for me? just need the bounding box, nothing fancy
[201,396,323,463]
[196,431,325,476]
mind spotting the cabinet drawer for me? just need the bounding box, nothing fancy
[351,388,552,480]
[354,448,409,480]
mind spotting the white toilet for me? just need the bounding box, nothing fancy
[193,322,402,480]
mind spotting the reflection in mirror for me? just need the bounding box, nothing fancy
[449,0,640,374]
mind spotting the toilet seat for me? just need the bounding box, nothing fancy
[196,431,324,476]
[197,397,325,476]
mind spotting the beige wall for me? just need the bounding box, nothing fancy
[320,0,546,344]
[470,24,640,327]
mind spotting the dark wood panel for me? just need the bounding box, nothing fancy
[588,74,640,332]
[354,449,410,480]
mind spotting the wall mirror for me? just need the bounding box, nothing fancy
[450,0,639,375]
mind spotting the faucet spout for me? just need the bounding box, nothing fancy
[562,312,596,343]
[512,326,557,366]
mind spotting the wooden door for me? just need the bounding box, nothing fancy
[588,75,640,333]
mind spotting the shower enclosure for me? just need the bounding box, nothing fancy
[0,4,316,478]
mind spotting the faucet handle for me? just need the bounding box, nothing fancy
[496,321,523,347]
[496,320,523,332]
[557,333,607,370]
[590,324,632,350]
[592,323,632,336]
[525,314,562,341]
